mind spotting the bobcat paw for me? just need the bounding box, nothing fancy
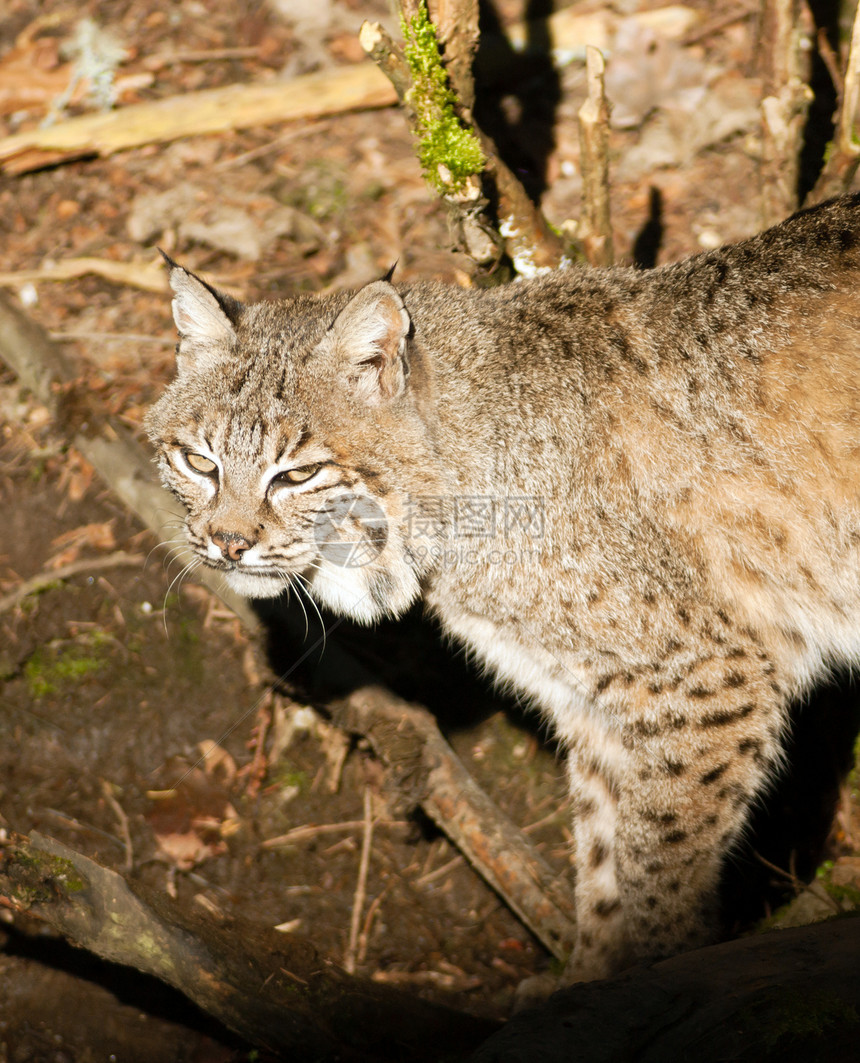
[512,971,561,1012]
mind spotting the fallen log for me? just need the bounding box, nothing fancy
[471,915,860,1062]
[0,831,498,1061]
[0,5,699,175]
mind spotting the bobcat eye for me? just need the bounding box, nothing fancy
[279,464,321,485]
[183,451,217,475]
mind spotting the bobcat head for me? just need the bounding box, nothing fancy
[145,261,447,623]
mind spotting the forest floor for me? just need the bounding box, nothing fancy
[1,1,860,1060]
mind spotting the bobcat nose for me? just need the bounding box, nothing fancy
[211,531,254,561]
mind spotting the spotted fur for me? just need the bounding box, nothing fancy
[147,194,860,981]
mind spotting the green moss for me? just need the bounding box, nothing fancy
[25,636,108,699]
[279,161,348,221]
[46,853,87,893]
[816,860,860,908]
[401,0,485,194]
[273,765,308,793]
[12,851,86,901]
[755,988,859,1050]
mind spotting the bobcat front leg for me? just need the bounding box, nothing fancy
[563,649,787,983]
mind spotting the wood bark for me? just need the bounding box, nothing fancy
[577,46,614,267]
[421,0,480,116]
[758,0,813,225]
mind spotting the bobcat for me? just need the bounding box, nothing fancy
[147,194,860,982]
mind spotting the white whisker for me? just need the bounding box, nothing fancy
[294,571,327,650]
[162,556,202,633]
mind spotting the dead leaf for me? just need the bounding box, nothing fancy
[0,43,73,117]
[198,739,238,787]
[50,521,117,563]
[146,754,240,870]
[56,450,95,504]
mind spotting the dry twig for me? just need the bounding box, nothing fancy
[99,779,134,873]
[262,818,406,848]
[345,786,376,974]
[331,686,577,960]
[0,550,144,615]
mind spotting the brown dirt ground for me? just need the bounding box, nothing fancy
[1,1,860,1061]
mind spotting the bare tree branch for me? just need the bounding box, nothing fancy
[758,0,813,225]
[361,2,567,275]
[577,46,614,267]
[808,0,860,202]
[0,551,145,615]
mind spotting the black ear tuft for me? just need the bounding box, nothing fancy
[381,261,398,283]
[167,261,244,356]
[162,254,243,326]
[205,282,243,328]
[157,247,178,270]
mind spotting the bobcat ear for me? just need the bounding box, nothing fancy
[162,253,241,364]
[327,280,411,404]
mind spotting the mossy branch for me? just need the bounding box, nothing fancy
[400,1,485,196]
[361,1,566,275]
